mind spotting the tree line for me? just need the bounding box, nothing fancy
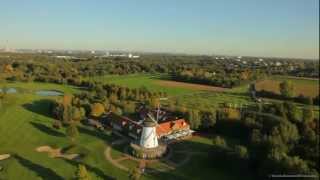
[209,100,319,178]
[1,52,318,88]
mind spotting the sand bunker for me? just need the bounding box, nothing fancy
[36,146,79,160]
[0,154,10,161]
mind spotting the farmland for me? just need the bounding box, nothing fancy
[87,74,252,109]
[87,74,319,116]
[255,76,319,98]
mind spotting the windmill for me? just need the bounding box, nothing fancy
[139,98,168,149]
[139,114,159,148]
[133,112,168,159]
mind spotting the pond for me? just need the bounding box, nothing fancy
[0,88,18,94]
[0,88,64,96]
[35,90,64,96]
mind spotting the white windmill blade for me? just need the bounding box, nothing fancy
[146,113,169,137]
[148,114,169,135]
[147,113,158,124]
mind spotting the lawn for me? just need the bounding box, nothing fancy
[118,159,139,170]
[85,74,194,96]
[110,143,127,160]
[0,84,127,180]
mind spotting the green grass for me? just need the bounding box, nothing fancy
[169,152,186,164]
[110,143,127,159]
[86,74,194,96]
[152,154,253,180]
[147,161,172,172]
[0,84,127,180]
[119,159,139,169]
[87,74,253,110]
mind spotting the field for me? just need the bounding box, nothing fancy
[86,74,195,96]
[88,73,319,115]
[255,76,319,98]
[0,82,252,180]
[156,80,228,92]
[86,74,253,109]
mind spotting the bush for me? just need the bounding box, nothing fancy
[52,120,62,129]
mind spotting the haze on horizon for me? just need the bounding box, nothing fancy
[0,0,319,59]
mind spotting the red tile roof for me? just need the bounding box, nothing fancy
[156,119,189,137]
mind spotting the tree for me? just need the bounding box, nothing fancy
[128,167,141,180]
[234,145,249,159]
[251,129,262,145]
[90,103,105,118]
[265,151,312,175]
[200,110,216,129]
[115,107,123,115]
[176,105,187,114]
[302,106,314,123]
[62,94,73,107]
[148,97,160,109]
[52,120,62,129]
[119,87,127,100]
[109,93,118,103]
[268,120,299,152]
[279,81,294,98]
[79,107,86,119]
[3,64,14,73]
[306,96,313,105]
[53,103,64,121]
[66,122,79,142]
[63,105,73,124]
[187,109,201,129]
[75,164,91,180]
[123,101,136,114]
[283,102,299,123]
[212,136,227,148]
[72,107,83,122]
[167,101,176,112]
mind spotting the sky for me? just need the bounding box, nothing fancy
[0,0,319,59]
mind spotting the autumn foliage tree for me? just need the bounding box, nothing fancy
[200,110,216,129]
[3,64,14,73]
[129,166,141,180]
[187,109,201,129]
[90,103,105,118]
[279,80,294,98]
[66,122,79,142]
[75,164,91,180]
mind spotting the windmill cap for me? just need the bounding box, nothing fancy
[143,118,157,127]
